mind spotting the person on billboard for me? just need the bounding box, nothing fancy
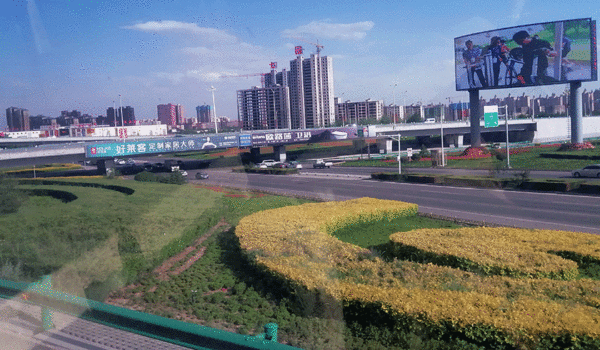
[490,36,510,86]
[512,30,557,85]
[462,40,488,88]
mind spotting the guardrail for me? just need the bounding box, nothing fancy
[0,276,302,350]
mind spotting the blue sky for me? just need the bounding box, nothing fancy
[1,0,599,127]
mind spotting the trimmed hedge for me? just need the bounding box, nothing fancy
[236,198,600,348]
[24,188,78,203]
[17,179,135,195]
[540,152,600,160]
[372,172,600,194]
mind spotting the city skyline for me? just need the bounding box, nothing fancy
[1,0,598,130]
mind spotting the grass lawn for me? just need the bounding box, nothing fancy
[342,142,600,171]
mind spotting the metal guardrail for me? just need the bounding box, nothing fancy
[0,277,302,350]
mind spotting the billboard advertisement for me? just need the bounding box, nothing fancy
[250,127,358,147]
[86,135,240,158]
[455,18,597,91]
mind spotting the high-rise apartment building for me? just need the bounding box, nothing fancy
[337,99,383,124]
[107,106,136,126]
[157,104,184,126]
[289,54,335,129]
[6,107,30,131]
[237,85,291,130]
[196,105,212,123]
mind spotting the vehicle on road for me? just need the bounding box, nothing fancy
[273,162,288,168]
[195,172,209,179]
[313,159,332,169]
[179,170,188,176]
[126,158,136,165]
[288,161,303,169]
[572,164,600,178]
[259,159,278,168]
[153,163,167,172]
[114,158,126,165]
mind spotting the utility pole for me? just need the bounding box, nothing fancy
[209,86,218,134]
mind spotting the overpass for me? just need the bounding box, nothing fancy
[2,117,600,173]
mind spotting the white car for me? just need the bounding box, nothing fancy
[259,159,278,167]
[572,164,600,178]
[114,158,126,165]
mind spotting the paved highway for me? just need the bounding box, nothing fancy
[196,167,600,235]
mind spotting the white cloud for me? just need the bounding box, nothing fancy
[282,21,374,41]
[123,20,238,43]
[182,42,265,61]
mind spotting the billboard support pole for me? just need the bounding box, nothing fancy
[469,89,481,147]
[569,81,583,144]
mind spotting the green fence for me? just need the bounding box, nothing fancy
[0,277,302,350]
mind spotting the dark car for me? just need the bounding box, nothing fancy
[195,172,209,180]
[273,163,288,168]
[153,163,167,172]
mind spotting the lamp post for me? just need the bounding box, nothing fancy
[392,83,397,124]
[390,133,401,174]
[119,94,124,127]
[209,86,218,134]
[440,103,445,167]
[113,101,116,128]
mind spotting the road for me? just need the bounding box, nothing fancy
[194,167,600,235]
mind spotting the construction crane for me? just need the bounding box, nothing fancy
[293,37,324,55]
[219,72,268,88]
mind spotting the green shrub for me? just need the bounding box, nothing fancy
[134,171,158,182]
[0,176,26,214]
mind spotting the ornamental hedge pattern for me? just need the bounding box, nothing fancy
[235,198,600,347]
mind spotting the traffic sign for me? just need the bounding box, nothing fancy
[407,148,413,157]
[484,105,498,128]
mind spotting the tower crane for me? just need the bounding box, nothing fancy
[219,72,269,88]
[293,37,324,55]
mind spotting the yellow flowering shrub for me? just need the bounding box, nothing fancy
[235,197,600,344]
[388,227,596,279]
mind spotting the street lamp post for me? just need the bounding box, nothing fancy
[119,94,124,127]
[113,101,116,128]
[392,83,397,124]
[209,86,218,134]
[440,104,445,167]
[390,133,401,174]
[402,91,407,122]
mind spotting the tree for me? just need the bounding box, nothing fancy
[406,113,422,123]
[379,115,392,124]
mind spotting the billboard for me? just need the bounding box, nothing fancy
[250,127,358,147]
[455,18,597,91]
[86,135,240,158]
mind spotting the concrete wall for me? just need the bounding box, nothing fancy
[533,116,600,143]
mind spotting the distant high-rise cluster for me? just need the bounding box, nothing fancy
[157,104,184,126]
[196,105,212,123]
[237,54,335,131]
[6,107,30,131]
[106,106,136,126]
